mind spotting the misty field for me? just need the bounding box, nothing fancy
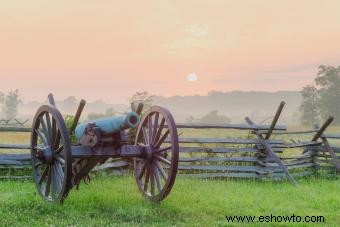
[1,128,340,226]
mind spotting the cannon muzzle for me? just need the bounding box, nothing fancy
[75,112,140,139]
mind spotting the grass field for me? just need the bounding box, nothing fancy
[1,127,340,226]
[1,176,340,226]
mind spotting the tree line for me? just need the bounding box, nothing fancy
[300,65,340,127]
[4,74,338,127]
[0,89,21,120]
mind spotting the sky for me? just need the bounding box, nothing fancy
[0,0,340,103]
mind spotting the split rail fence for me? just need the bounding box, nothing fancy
[1,102,340,184]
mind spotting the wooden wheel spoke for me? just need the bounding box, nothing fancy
[54,162,64,191]
[45,167,52,196]
[142,127,149,145]
[138,161,147,179]
[154,146,172,153]
[154,129,170,148]
[148,115,153,145]
[51,165,59,196]
[55,155,65,165]
[35,145,47,151]
[155,161,168,181]
[51,118,57,147]
[152,118,165,146]
[56,162,64,179]
[144,165,150,192]
[150,164,155,196]
[35,161,43,168]
[155,154,171,165]
[151,112,159,145]
[54,145,64,155]
[45,113,53,144]
[35,129,49,146]
[39,166,49,185]
[153,165,162,192]
[54,130,61,150]
[39,116,50,143]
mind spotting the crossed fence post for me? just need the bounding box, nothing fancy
[245,101,297,185]
[309,117,340,171]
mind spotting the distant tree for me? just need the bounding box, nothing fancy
[291,109,302,126]
[87,108,116,121]
[63,96,77,111]
[185,115,195,123]
[129,91,153,142]
[299,85,320,127]
[315,65,340,124]
[199,110,231,124]
[129,91,153,113]
[1,89,21,119]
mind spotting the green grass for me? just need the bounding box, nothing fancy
[1,128,340,226]
[1,176,340,226]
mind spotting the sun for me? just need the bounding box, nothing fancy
[187,73,198,82]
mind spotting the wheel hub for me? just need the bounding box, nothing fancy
[145,145,153,162]
[37,147,53,164]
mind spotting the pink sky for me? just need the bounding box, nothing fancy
[1,0,339,103]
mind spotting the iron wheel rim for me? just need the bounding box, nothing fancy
[30,105,72,203]
[134,106,179,202]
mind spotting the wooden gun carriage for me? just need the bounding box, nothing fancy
[30,94,179,203]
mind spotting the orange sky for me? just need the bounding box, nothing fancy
[1,0,340,103]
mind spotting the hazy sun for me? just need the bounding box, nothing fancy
[187,73,198,82]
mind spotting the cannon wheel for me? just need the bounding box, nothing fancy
[134,106,179,202]
[31,105,72,203]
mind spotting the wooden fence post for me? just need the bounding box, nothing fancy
[245,101,297,185]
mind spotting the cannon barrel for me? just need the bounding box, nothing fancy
[75,112,141,139]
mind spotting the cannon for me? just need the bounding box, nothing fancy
[30,94,179,203]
